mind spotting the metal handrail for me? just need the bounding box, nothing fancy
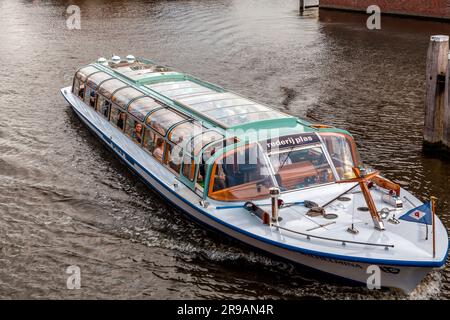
[273,225,395,249]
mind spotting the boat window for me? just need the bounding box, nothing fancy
[154,136,166,163]
[86,72,113,90]
[84,86,96,108]
[75,66,99,82]
[125,116,144,145]
[187,130,224,156]
[165,122,204,177]
[145,108,187,136]
[168,121,203,145]
[96,94,111,119]
[182,153,196,181]
[268,146,334,191]
[72,77,82,97]
[143,128,156,153]
[319,132,362,180]
[98,79,128,99]
[143,128,165,163]
[208,144,274,201]
[197,138,237,189]
[166,142,183,174]
[111,87,145,109]
[110,106,126,131]
[128,97,162,121]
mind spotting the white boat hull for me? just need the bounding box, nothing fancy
[61,87,447,294]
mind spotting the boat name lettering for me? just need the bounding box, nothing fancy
[266,133,319,151]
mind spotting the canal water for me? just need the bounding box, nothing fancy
[0,0,449,299]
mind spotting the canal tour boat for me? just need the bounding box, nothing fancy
[61,55,449,293]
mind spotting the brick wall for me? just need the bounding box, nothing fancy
[320,0,450,19]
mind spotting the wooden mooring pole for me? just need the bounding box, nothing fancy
[300,0,305,15]
[444,52,450,149]
[424,35,450,152]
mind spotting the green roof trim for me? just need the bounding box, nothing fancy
[316,127,354,137]
[230,117,298,130]
[136,73,186,85]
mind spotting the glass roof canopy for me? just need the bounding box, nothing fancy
[89,57,295,130]
[146,81,291,128]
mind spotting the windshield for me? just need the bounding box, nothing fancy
[319,132,361,180]
[205,133,362,201]
[208,144,275,201]
[268,146,335,191]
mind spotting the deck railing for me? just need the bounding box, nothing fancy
[274,225,395,250]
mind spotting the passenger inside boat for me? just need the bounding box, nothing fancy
[101,100,110,118]
[143,130,156,153]
[132,123,143,144]
[78,83,85,99]
[89,90,96,107]
[117,112,126,130]
[198,147,216,184]
[96,95,111,118]
[153,138,165,162]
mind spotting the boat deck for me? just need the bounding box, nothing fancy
[203,183,449,266]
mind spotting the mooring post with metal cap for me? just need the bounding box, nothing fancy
[424,35,449,149]
[269,187,281,223]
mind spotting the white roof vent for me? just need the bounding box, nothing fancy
[126,55,136,63]
[111,55,121,64]
[97,57,107,65]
